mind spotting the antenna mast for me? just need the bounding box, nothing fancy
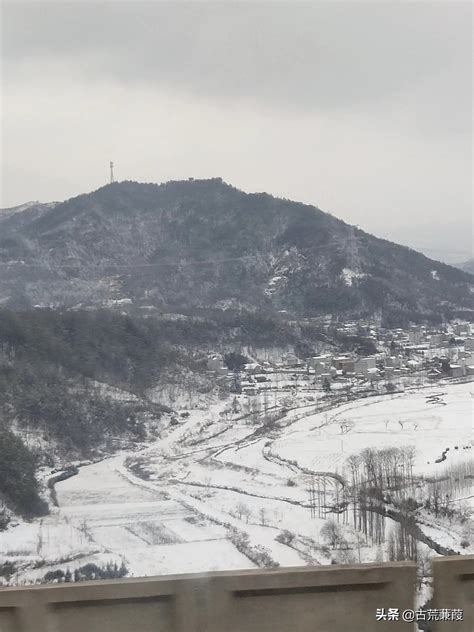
[110,161,115,184]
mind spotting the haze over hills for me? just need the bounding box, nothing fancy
[0,178,472,325]
[455,259,474,276]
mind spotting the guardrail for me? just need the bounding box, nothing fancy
[0,557,471,631]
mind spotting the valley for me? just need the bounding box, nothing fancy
[0,180,472,605]
[2,379,472,589]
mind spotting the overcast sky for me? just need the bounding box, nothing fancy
[1,1,472,263]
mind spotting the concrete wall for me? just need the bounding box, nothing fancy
[0,574,196,632]
[0,562,418,632]
[205,563,415,632]
[432,556,473,632]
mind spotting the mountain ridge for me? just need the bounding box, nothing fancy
[0,178,472,325]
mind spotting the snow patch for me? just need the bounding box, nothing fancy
[341,268,366,286]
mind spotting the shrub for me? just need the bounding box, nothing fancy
[276,530,295,546]
[320,519,343,549]
[0,562,16,579]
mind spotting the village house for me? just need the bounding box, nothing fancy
[333,356,355,373]
[408,326,423,345]
[449,364,465,378]
[406,358,423,371]
[281,352,304,368]
[428,333,444,346]
[207,355,230,376]
[452,322,470,337]
[308,354,333,375]
[366,367,382,381]
[243,362,264,375]
[353,356,377,375]
[383,366,395,379]
[385,355,404,369]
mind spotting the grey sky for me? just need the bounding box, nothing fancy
[1,1,472,262]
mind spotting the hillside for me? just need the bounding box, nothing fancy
[0,302,383,520]
[0,308,217,519]
[0,179,472,325]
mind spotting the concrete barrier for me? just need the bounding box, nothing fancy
[0,561,416,631]
[432,555,473,632]
[206,562,416,631]
[0,574,197,632]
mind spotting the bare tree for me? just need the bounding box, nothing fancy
[320,519,343,549]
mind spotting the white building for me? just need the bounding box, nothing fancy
[308,354,333,375]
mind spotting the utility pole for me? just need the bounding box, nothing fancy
[110,161,115,183]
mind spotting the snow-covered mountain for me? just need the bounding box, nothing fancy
[0,178,472,324]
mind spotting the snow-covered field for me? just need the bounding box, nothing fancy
[270,381,473,476]
[1,380,472,585]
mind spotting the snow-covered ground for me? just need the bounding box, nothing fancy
[1,380,472,585]
[270,381,473,477]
